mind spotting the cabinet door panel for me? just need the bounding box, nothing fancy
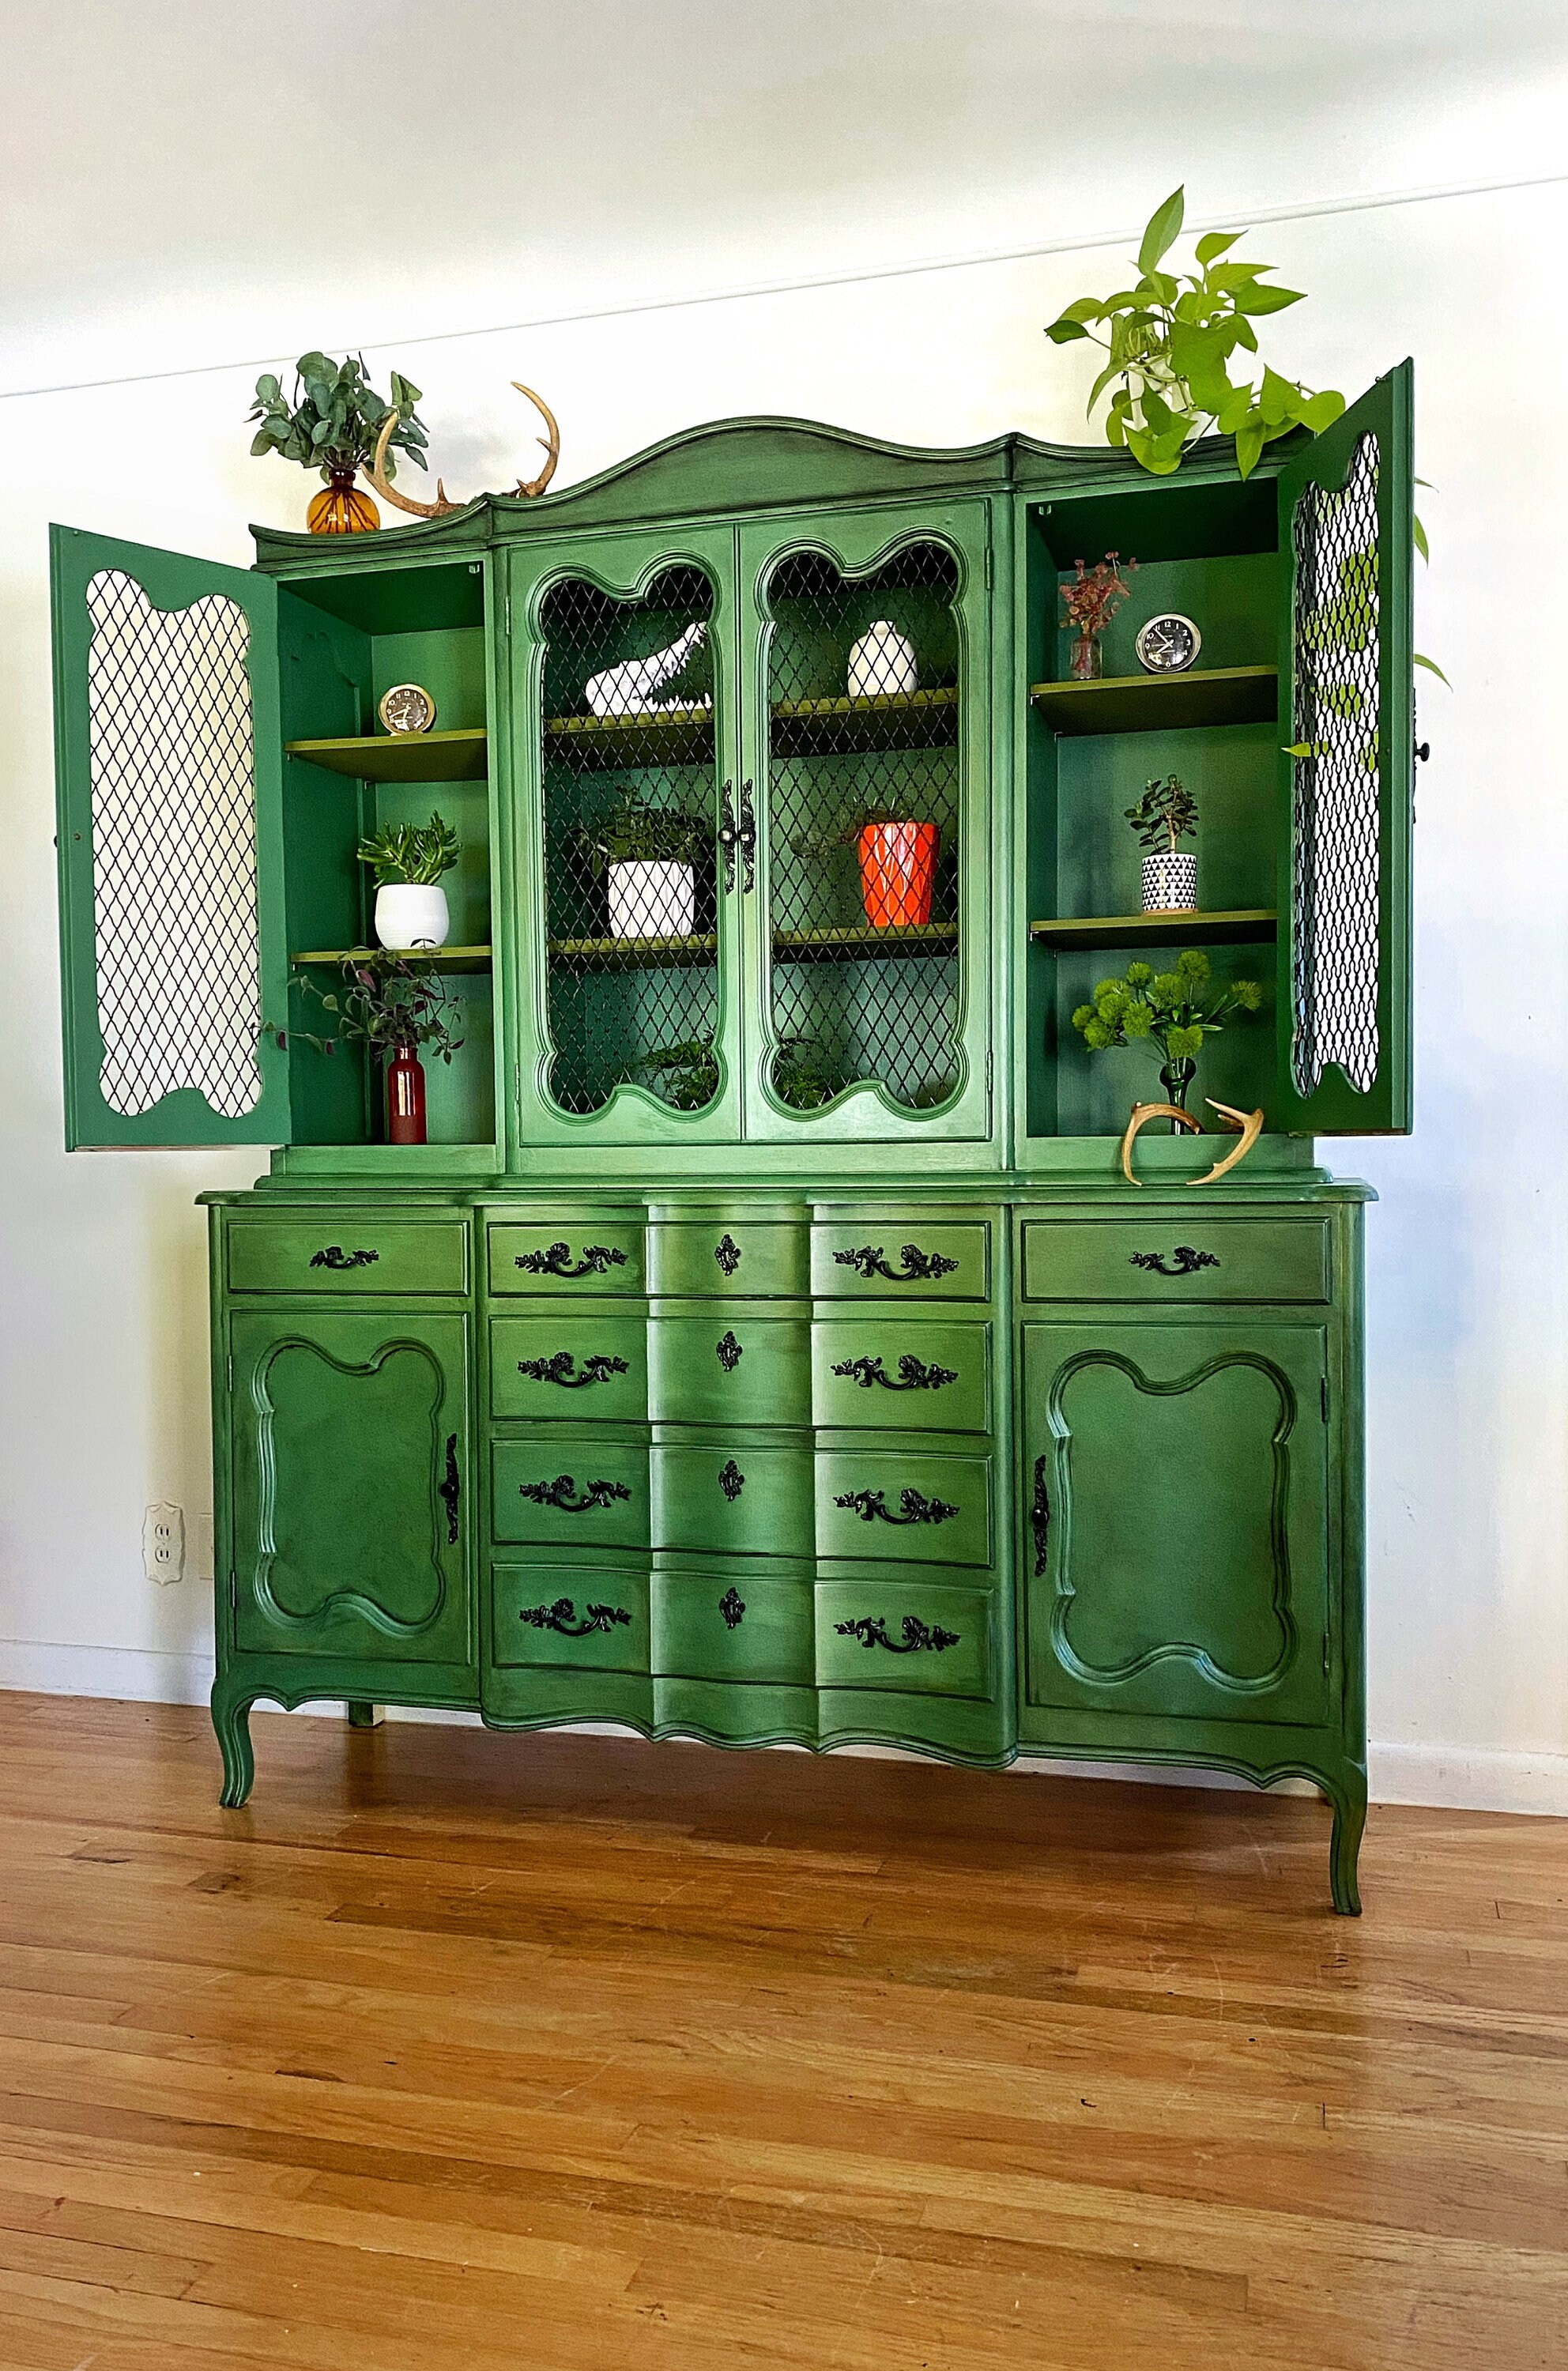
[739,503,994,1144]
[647,1309,812,1427]
[230,1310,469,1662]
[1023,1320,1330,1725]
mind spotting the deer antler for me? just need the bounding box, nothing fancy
[364,409,461,518]
[1195,1098,1265,1184]
[1118,1095,1265,1186]
[510,383,560,496]
[1120,1102,1202,1186]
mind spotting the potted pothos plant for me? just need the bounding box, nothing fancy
[247,352,428,532]
[357,813,459,950]
[270,955,466,1146]
[1072,949,1261,1116]
[581,791,710,940]
[1125,774,1200,912]
[633,1035,720,1110]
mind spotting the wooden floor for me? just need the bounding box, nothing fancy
[0,1698,1561,2371]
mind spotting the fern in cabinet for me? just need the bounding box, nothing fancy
[49,364,1413,1910]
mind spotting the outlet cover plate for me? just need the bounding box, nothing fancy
[143,1502,186,1585]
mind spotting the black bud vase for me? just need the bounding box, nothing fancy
[1159,1057,1197,1133]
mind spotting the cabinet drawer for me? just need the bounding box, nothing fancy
[816,1584,992,1700]
[811,1220,989,1301]
[647,1219,808,1299]
[493,1562,649,1673]
[492,1437,649,1550]
[488,1219,646,1295]
[228,1217,468,1295]
[1021,1219,1329,1305]
[490,1315,647,1422]
[651,1566,814,1687]
[815,1448,991,1568]
[812,1320,990,1433]
[651,1441,815,1560]
[647,1310,811,1427]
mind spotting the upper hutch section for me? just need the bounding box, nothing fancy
[51,373,1412,1171]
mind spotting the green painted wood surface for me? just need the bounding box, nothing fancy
[1020,1216,1329,1304]
[490,1311,650,1422]
[1031,665,1277,735]
[492,1560,650,1672]
[650,1438,816,1561]
[811,1317,991,1434]
[651,1566,815,1687]
[815,1582,993,1700]
[227,1215,469,1295]
[646,1219,809,1299]
[492,1434,650,1550]
[808,1219,991,1300]
[647,1310,812,1427]
[488,1218,647,1294]
[1030,910,1277,952]
[284,727,488,781]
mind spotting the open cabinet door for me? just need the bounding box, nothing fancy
[51,526,290,1148]
[1274,363,1414,1135]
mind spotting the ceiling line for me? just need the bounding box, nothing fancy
[4,164,1563,405]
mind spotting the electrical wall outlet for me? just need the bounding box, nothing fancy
[143,1502,186,1585]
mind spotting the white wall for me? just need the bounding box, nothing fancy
[2,170,1564,1811]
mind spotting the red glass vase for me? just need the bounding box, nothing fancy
[386,1042,427,1144]
[858,820,938,929]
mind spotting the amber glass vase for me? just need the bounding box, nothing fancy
[307,467,379,534]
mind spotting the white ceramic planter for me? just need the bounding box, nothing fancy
[1141,852,1198,914]
[607,858,695,940]
[847,620,918,699]
[375,882,450,949]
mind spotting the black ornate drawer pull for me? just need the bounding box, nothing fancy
[517,1351,629,1389]
[439,1434,460,1544]
[1129,1246,1219,1278]
[714,1233,742,1276]
[833,1486,958,1527]
[833,1242,960,1284]
[514,1241,629,1278]
[520,1597,631,1638]
[718,1459,745,1501]
[1031,1453,1050,1576]
[715,1330,743,1372]
[518,1474,631,1513]
[835,1614,960,1654]
[718,1585,746,1630]
[831,1353,958,1393]
[310,1245,378,1271]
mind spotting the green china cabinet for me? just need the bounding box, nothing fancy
[50,362,1415,1911]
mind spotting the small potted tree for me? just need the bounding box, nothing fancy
[582,791,710,939]
[1125,773,1199,912]
[1072,949,1262,1114]
[357,814,459,949]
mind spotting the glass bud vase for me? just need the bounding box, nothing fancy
[1068,631,1102,682]
[386,1042,428,1145]
[1159,1057,1197,1131]
[307,466,379,534]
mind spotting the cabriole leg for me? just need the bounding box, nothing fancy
[211,1674,256,1808]
[1328,1772,1368,1916]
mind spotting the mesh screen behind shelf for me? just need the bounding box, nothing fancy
[1291,433,1381,1096]
[86,570,264,1118]
[763,541,963,1113]
[539,565,720,1116]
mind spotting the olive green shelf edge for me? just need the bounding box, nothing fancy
[1030,665,1278,735]
[285,728,489,781]
[293,945,494,973]
[546,924,959,971]
[544,688,959,767]
[1031,910,1278,950]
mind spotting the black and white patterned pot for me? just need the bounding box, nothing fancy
[1140,852,1198,913]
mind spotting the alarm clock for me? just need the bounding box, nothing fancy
[1134,613,1202,674]
[378,682,437,736]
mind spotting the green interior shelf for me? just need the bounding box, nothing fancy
[293,945,494,972]
[285,728,489,782]
[771,687,959,756]
[773,922,959,962]
[1031,910,1278,951]
[548,933,719,970]
[544,709,715,769]
[1030,666,1278,736]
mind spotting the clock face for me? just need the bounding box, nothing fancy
[379,682,437,736]
[1135,613,1202,674]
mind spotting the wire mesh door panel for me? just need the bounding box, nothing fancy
[742,509,993,1144]
[50,526,289,1148]
[514,540,740,1142]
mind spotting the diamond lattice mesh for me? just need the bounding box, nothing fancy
[762,542,962,1112]
[539,566,719,1115]
[86,571,263,1118]
[1290,433,1381,1095]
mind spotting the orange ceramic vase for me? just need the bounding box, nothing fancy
[858,820,939,929]
[307,467,379,534]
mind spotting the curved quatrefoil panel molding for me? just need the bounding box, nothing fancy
[86,570,264,1118]
[250,1336,450,1638]
[1046,1349,1299,1692]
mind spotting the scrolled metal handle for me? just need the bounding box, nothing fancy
[831,1353,958,1393]
[737,779,756,893]
[519,1597,631,1638]
[832,1242,959,1284]
[834,1614,960,1654]
[1128,1246,1219,1278]
[832,1486,957,1527]
[310,1246,379,1271]
[718,781,738,894]
[518,1474,631,1513]
[438,1434,460,1545]
[1031,1453,1050,1577]
[516,1351,629,1389]
[514,1241,628,1279]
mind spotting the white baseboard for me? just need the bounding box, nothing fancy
[2,1644,1562,1815]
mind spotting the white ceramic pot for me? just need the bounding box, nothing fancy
[375,882,450,949]
[607,858,695,940]
[1141,852,1198,914]
[847,620,918,699]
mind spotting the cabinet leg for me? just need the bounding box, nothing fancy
[346,1702,384,1728]
[1328,1774,1367,1917]
[211,1676,256,1809]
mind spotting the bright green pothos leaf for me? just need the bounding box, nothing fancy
[1137,187,1185,273]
